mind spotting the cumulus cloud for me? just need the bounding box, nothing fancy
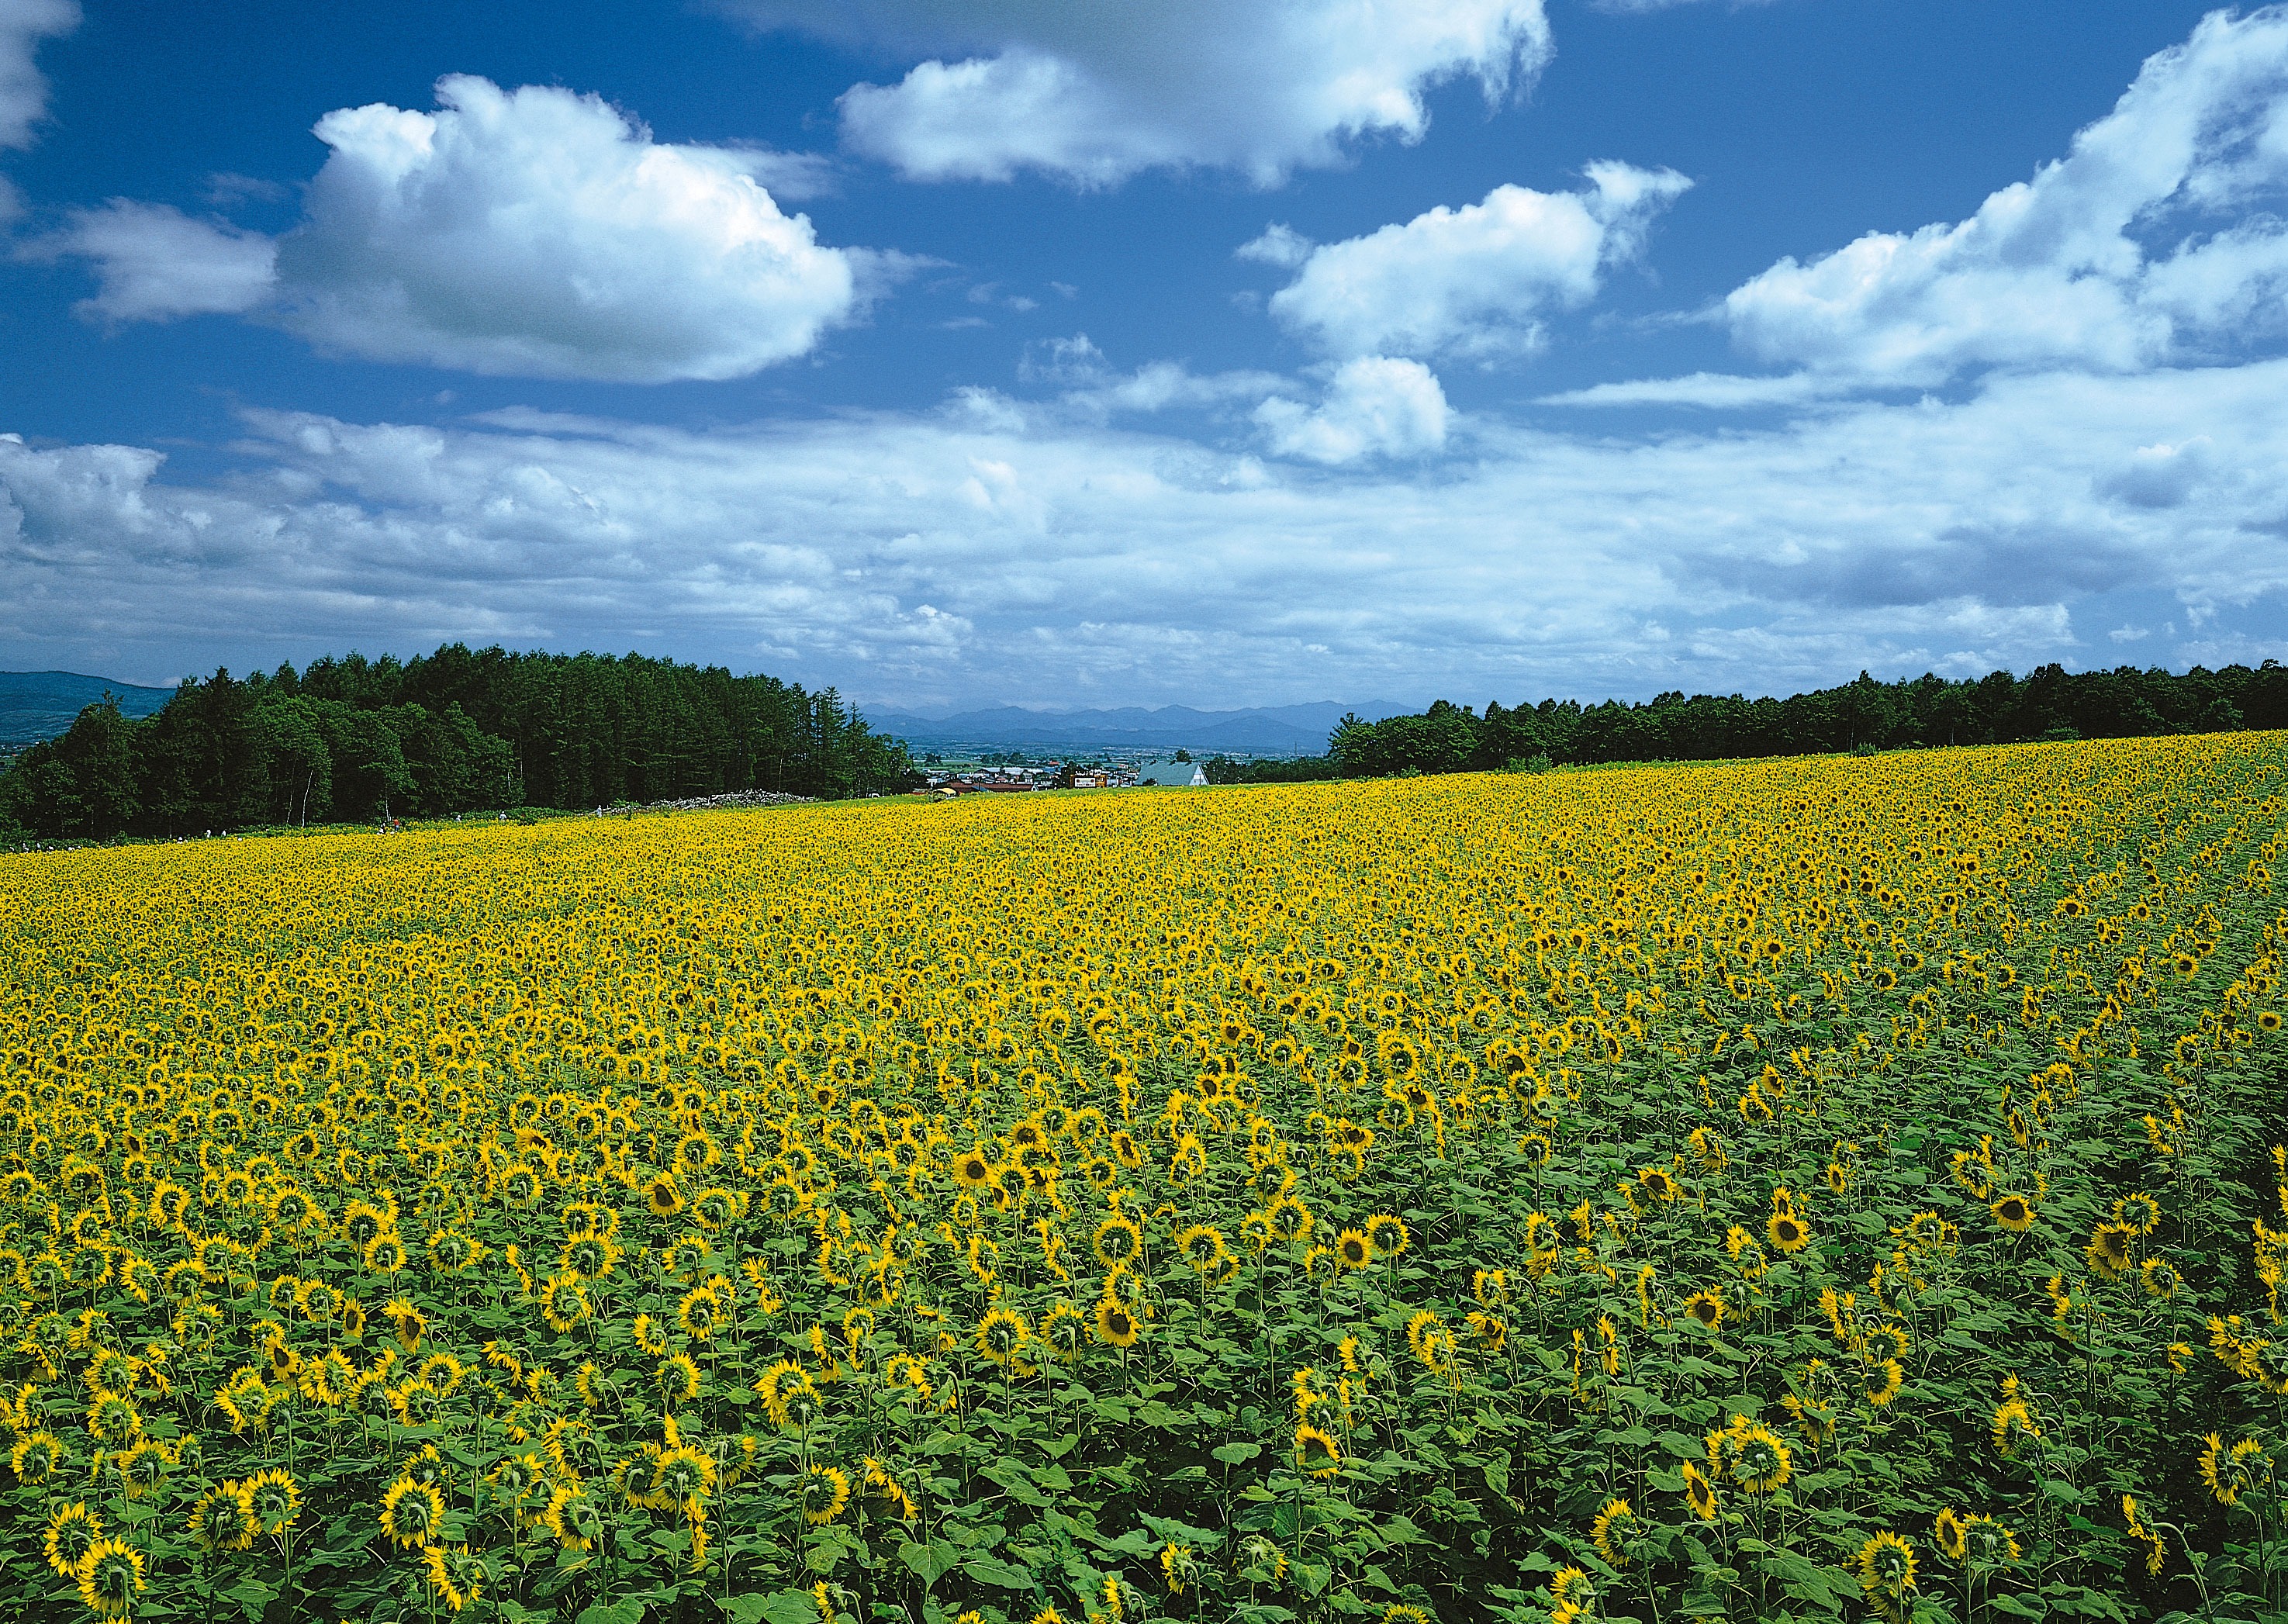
[29,202,276,322]
[1263,164,1692,359]
[728,0,1551,185]
[0,0,74,151]
[1720,8,2288,387]
[1255,356,1450,462]
[1236,223,1315,271]
[279,77,861,379]
[38,76,872,382]
[6,357,2288,705]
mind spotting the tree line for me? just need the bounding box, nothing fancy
[1203,660,2286,783]
[0,644,918,838]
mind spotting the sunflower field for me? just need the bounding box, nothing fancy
[0,734,2284,1624]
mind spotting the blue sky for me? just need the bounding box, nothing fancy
[0,0,2282,711]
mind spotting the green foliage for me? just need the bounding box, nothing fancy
[1326,662,2285,778]
[0,644,919,836]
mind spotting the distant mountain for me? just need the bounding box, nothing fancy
[862,700,1414,754]
[0,671,175,747]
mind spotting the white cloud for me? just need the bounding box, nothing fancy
[1236,223,1315,270]
[1537,371,1835,408]
[729,0,1551,186]
[30,202,276,322]
[38,76,870,382]
[8,360,2288,709]
[1721,9,2288,386]
[1264,164,1692,359]
[0,0,75,150]
[278,77,861,380]
[1255,356,1450,462]
[1020,333,1287,419]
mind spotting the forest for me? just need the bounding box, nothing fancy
[1201,659,2286,782]
[0,644,917,838]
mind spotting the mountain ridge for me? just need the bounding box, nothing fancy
[861,700,1415,752]
[0,670,175,747]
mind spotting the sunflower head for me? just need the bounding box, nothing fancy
[1682,1460,1719,1520]
[1294,1422,1342,1478]
[1093,1297,1140,1349]
[1960,1515,2020,1571]
[1591,1497,1642,1568]
[1855,1530,1916,1600]
[74,1537,147,1619]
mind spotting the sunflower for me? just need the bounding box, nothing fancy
[2084,1223,2133,1278]
[1094,1297,1141,1348]
[1091,1215,1142,1270]
[1364,1213,1408,1257]
[1865,1357,1905,1407]
[1681,1290,1726,1330]
[1989,1192,2034,1232]
[1855,1530,1916,1602]
[1709,1416,1792,1493]
[73,1538,147,1619]
[801,1463,852,1525]
[1333,1228,1372,1270]
[1252,1195,1309,1246]
[1591,1498,1641,1568]
[112,1437,175,1499]
[2113,1192,2162,1235]
[643,1173,683,1217]
[646,1444,717,1509]
[1990,1393,2040,1457]
[244,1467,300,1535]
[379,1477,446,1548]
[1933,1507,1966,1561]
[677,1282,727,1341]
[1766,1211,1812,1255]
[1861,1322,1910,1363]
[1681,1460,1719,1521]
[544,1484,603,1552]
[1959,1515,2020,1570]
[1294,1422,1342,1477]
[436,1545,495,1614]
[44,1501,103,1577]
[539,1274,592,1333]
[188,1484,257,1552]
[1548,1564,1595,1624]
[755,1360,821,1429]
[2198,1432,2272,1505]
[974,1306,1032,1367]
[656,1353,703,1405]
[1174,1225,1230,1277]
[2122,1494,2166,1576]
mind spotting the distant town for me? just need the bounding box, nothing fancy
[920,755,1210,794]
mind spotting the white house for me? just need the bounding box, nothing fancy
[1135,760,1208,786]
